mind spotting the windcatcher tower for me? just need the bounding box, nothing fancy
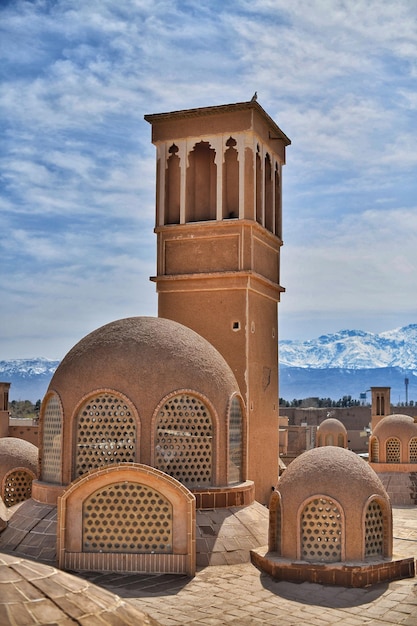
[145,100,290,504]
[371,386,391,431]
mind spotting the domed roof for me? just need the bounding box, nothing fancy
[317,417,347,434]
[0,438,38,478]
[373,413,417,438]
[47,316,240,414]
[278,447,387,507]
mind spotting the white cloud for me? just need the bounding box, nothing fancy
[1,0,416,359]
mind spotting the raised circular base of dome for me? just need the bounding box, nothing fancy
[0,498,269,570]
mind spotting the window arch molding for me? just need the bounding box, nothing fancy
[151,389,219,488]
[69,388,141,482]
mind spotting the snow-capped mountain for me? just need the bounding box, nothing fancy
[0,358,59,401]
[280,325,417,370]
[2,325,417,402]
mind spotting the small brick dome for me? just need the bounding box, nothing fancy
[316,418,347,447]
[278,446,385,506]
[0,437,38,508]
[39,316,245,493]
[0,438,38,477]
[48,316,239,412]
[373,414,417,439]
[370,413,417,465]
[270,446,391,563]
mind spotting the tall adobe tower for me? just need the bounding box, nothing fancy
[145,100,290,504]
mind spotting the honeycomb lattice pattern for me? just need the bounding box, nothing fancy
[410,438,417,462]
[3,470,33,507]
[365,500,384,558]
[371,438,379,462]
[83,482,172,553]
[42,394,63,483]
[386,438,400,463]
[155,393,212,488]
[228,396,243,484]
[301,497,342,562]
[75,393,136,478]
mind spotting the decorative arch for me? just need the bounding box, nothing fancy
[337,433,345,447]
[152,390,217,488]
[165,143,180,224]
[298,495,344,562]
[223,137,239,218]
[264,153,273,231]
[255,145,262,224]
[2,467,36,507]
[57,463,196,575]
[186,141,216,222]
[40,391,63,484]
[386,437,401,463]
[72,390,140,480]
[274,163,281,237]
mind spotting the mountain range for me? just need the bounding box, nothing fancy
[2,325,417,403]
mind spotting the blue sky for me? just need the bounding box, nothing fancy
[1,0,417,359]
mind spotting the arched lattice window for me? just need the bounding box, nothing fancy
[337,434,345,447]
[75,392,137,478]
[409,438,417,463]
[371,438,379,462]
[364,500,384,558]
[386,438,400,463]
[300,497,342,562]
[155,393,213,488]
[2,469,34,507]
[83,482,172,554]
[42,394,63,483]
[228,396,243,484]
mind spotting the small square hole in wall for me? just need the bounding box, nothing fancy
[232,321,240,331]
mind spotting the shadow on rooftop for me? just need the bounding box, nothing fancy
[78,570,192,598]
[258,570,389,608]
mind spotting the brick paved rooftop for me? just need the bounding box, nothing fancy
[1,506,417,625]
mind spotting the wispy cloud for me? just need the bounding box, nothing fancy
[1,0,416,357]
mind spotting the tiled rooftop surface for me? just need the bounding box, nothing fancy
[82,506,417,625]
[0,552,160,625]
[1,506,417,625]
